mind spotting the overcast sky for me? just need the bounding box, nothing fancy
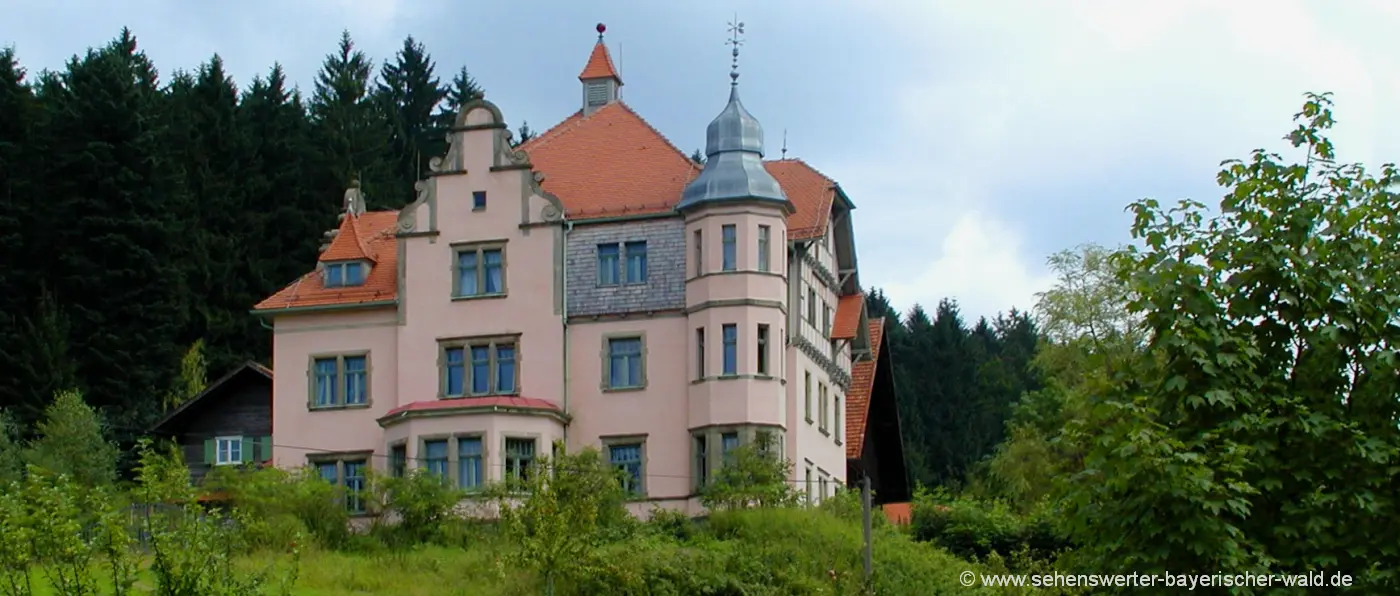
[5,0,1398,322]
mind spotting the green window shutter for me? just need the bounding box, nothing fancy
[259,436,272,464]
[241,437,254,464]
[204,438,216,464]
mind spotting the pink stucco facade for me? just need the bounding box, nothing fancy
[261,59,873,515]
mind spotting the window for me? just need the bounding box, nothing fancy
[694,435,709,489]
[757,225,771,272]
[804,372,813,422]
[807,287,817,322]
[311,354,369,408]
[455,244,506,297]
[721,324,737,375]
[598,241,647,285]
[693,230,703,275]
[819,383,829,432]
[721,224,736,271]
[597,244,619,285]
[314,457,369,514]
[625,241,647,283]
[472,190,487,210]
[756,324,770,375]
[834,394,842,444]
[424,439,449,479]
[822,303,831,337]
[721,432,740,465]
[324,261,366,288]
[459,437,483,489]
[505,438,536,484]
[442,338,518,397]
[390,444,406,478]
[608,443,644,496]
[695,328,706,379]
[607,337,644,389]
[345,461,367,513]
[805,466,814,502]
[213,436,242,466]
[820,475,829,500]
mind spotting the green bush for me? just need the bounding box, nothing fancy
[578,507,996,595]
[204,464,348,549]
[910,489,1069,564]
[367,468,463,546]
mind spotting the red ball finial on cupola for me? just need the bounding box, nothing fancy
[596,23,606,38]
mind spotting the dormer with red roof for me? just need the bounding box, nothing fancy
[580,23,622,115]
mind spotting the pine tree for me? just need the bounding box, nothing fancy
[311,30,396,209]
[165,55,258,374]
[0,48,43,423]
[34,29,189,431]
[242,64,336,324]
[690,148,705,165]
[377,35,447,190]
[433,66,484,132]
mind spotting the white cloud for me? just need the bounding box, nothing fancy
[880,211,1053,322]
[848,0,1400,322]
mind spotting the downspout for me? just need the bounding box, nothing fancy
[561,218,574,443]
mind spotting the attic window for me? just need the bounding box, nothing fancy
[586,82,609,107]
[325,261,367,288]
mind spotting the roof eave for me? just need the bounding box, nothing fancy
[250,299,398,318]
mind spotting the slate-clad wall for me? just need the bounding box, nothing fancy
[567,218,686,316]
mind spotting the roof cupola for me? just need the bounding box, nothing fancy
[579,23,622,115]
[677,19,791,212]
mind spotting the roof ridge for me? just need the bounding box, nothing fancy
[768,157,838,186]
[615,101,702,176]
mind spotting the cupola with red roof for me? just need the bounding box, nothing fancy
[579,23,622,115]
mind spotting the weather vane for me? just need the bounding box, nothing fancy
[727,15,745,85]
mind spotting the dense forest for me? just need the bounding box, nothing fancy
[0,29,1036,488]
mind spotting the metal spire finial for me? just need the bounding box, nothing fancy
[781,129,788,159]
[726,15,745,86]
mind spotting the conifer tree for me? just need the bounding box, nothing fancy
[34,29,189,430]
[377,35,447,189]
[311,30,395,209]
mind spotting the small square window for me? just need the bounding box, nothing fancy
[215,436,243,466]
[472,191,487,210]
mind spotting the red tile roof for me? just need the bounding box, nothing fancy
[318,213,377,263]
[381,396,560,419]
[258,44,847,312]
[832,293,865,340]
[254,210,400,311]
[522,102,699,218]
[764,159,837,240]
[845,318,886,458]
[578,40,622,83]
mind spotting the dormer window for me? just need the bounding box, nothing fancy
[325,261,367,287]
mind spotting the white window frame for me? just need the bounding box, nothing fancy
[215,436,243,466]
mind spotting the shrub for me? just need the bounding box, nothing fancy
[134,440,302,596]
[23,390,119,488]
[367,468,463,546]
[204,464,348,549]
[700,431,798,511]
[910,489,1069,564]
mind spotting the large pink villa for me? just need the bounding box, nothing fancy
[252,27,909,515]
